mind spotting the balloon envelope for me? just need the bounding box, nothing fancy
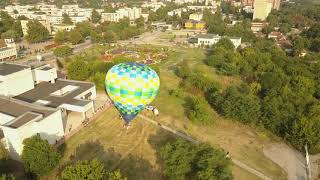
[105,62,160,122]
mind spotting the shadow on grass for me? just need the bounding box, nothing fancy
[59,140,163,180]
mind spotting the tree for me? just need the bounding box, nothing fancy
[61,159,107,180]
[160,139,233,180]
[102,30,118,43]
[108,170,127,180]
[310,38,320,52]
[67,59,90,80]
[135,16,145,28]
[0,174,15,180]
[160,139,197,180]
[62,13,73,25]
[194,144,233,180]
[69,30,84,45]
[91,9,101,23]
[21,135,61,176]
[279,23,291,34]
[292,36,310,56]
[215,38,235,50]
[89,72,105,90]
[54,30,69,44]
[25,20,50,43]
[212,86,261,124]
[53,45,73,57]
[185,95,213,123]
[289,103,320,153]
[0,11,14,32]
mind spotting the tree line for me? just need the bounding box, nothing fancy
[203,38,320,153]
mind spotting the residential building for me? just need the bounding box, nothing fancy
[187,5,218,12]
[251,22,268,32]
[20,20,52,36]
[253,0,273,21]
[0,63,97,159]
[189,13,203,21]
[142,2,166,12]
[242,0,281,10]
[189,34,242,48]
[0,97,64,159]
[101,7,142,22]
[52,24,76,34]
[185,20,206,30]
[167,8,186,17]
[0,64,34,97]
[0,39,18,62]
[4,4,93,27]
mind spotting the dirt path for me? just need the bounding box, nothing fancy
[139,114,272,180]
[263,143,307,180]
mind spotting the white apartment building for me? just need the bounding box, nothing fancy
[0,63,97,159]
[0,97,65,159]
[0,39,18,62]
[3,4,93,27]
[190,34,242,48]
[101,7,142,22]
[167,8,187,17]
[142,2,166,12]
[253,0,273,21]
[189,13,203,21]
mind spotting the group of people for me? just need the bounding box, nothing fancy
[120,105,160,130]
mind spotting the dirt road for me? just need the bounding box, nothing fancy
[263,143,307,180]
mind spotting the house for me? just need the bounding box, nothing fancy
[0,97,64,159]
[189,34,242,48]
[0,63,97,159]
[0,39,18,61]
[52,24,76,34]
[189,13,203,21]
[185,20,206,30]
[251,22,268,33]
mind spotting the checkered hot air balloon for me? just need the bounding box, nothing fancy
[105,62,160,122]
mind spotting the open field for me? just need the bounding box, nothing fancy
[44,107,169,180]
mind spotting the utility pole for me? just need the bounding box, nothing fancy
[305,144,312,180]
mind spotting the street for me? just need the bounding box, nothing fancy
[13,40,92,66]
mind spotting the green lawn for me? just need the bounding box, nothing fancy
[45,108,166,180]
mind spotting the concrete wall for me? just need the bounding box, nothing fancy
[1,110,64,159]
[32,67,57,84]
[0,68,34,97]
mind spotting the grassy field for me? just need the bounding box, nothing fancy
[44,107,169,180]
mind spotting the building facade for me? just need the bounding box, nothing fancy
[0,39,18,62]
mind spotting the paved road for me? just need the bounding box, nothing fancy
[138,114,272,180]
[14,40,92,65]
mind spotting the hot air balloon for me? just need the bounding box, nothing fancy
[105,62,160,124]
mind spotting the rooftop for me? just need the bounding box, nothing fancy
[0,97,55,129]
[195,33,220,39]
[15,79,94,108]
[0,63,29,76]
